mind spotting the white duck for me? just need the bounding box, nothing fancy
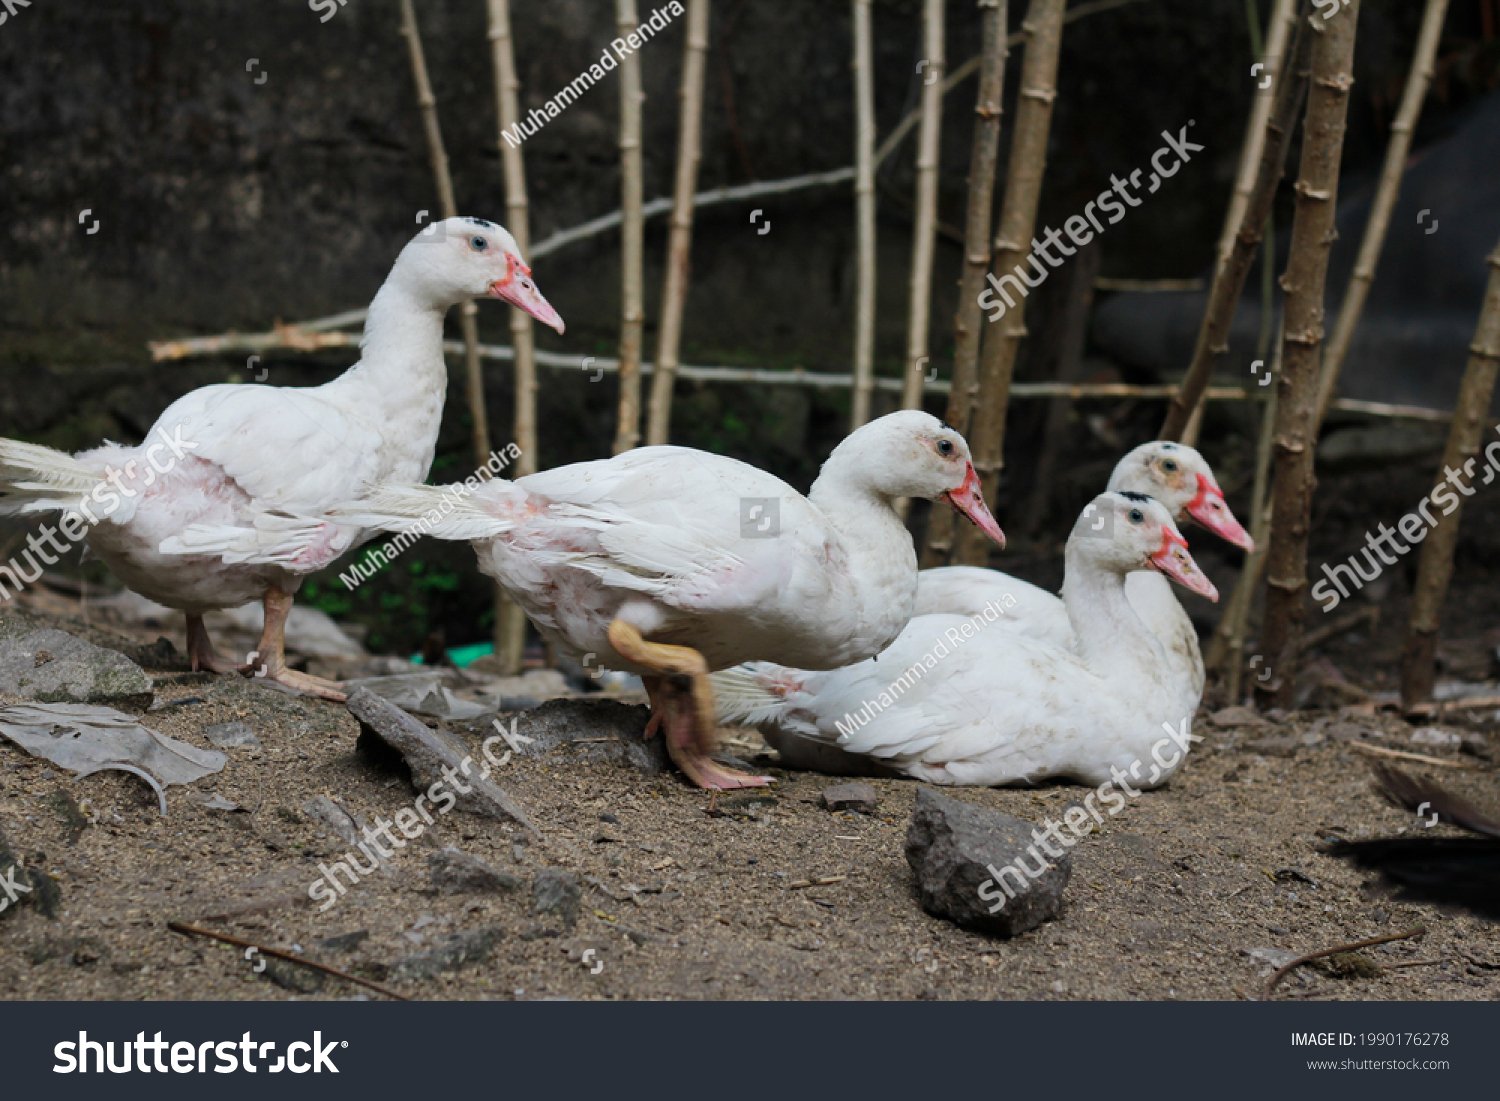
[331,410,1006,789]
[0,217,563,699]
[712,492,1217,788]
[915,441,1251,697]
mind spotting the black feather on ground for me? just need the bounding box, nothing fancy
[1322,765,1500,921]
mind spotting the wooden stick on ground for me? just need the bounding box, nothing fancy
[614,0,648,454]
[955,0,1067,566]
[1399,240,1500,709]
[1264,926,1424,997]
[900,0,948,414]
[1257,0,1363,710]
[168,921,409,1001]
[1159,2,1312,442]
[921,0,1010,567]
[850,0,878,430]
[487,0,540,673]
[398,0,491,470]
[645,0,712,446]
[1316,0,1451,426]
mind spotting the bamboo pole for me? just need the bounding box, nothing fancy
[1159,2,1312,442]
[900,0,947,413]
[645,0,712,446]
[1216,0,1298,278]
[1316,0,1450,426]
[850,0,878,430]
[1399,241,1500,709]
[922,0,1009,567]
[398,0,491,471]
[614,0,648,454]
[955,0,1067,566]
[1256,0,1362,711]
[487,0,537,673]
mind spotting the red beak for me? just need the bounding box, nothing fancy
[1184,472,1254,552]
[1149,525,1218,601]
[942,464,1006,549]
[490,255,565,334]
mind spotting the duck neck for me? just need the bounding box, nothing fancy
[807,475,919,610]
[1061,549,1163,677]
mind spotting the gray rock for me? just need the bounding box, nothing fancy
[531,868,582,930]
[822,782,879,813]
[508,698,666,775]
[389,925,505,982]
[203,721,261,749]
[316,930,369,954]
[0,627,152,710]
[904,788,1069,938]
[346,687,534,832]
[429,849,521,895]
[262,956,324,994]
[1246,736,1301,758]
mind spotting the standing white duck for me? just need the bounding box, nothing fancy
[712,492,1217,788]
[0,217,563,699]
[331,410,1006,789]
[915,441,1251,696]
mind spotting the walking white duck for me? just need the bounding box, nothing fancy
[0,217,563,699]
[915,441,1251,697]
[712,492,1217,788]
[330,411,1006,789]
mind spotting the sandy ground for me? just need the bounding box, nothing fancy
[0,603,1496,1003]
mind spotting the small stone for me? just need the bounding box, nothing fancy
[1209,706,1270,728]
[316,930,369,954]
[428,849,521,895]
[1245,946,1298,975]
[821,783,879,814]
[1246,736,1300,758]
[203,721,261,749]
[1325,723,1372,743]
[531,868,582,930]
[389,926,506,981]
[262,956,324,994]
[599,812,620,824]
[1410,726,1462,749]
[506,698,667,775]
[0,626,153,710]
[904,788,1068,938]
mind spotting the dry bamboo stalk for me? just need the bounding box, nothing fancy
[955,0,1067,566]
[850,0,878,429]
[1317,0,1451,426]
[1257,0,1362,710]
[1159,3,1312,442]
[614,0,647,454]
[1216,0,1298,277]
[398,0,491,470]
[1399,241,1500,708]
[487,0,538,673]
[900,0,948,412]
[646,0,712,446]
[922,0,1009,567]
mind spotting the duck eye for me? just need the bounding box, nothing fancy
[470,236,488,251]
[1162,460,1177,472]
[937,439,955,456]
[1129,509,1144,523]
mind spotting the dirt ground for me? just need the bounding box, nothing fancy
[0,599,1496,1004]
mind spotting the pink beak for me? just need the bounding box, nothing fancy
[490,255,565,335]
[942,463,1006,549]
[1183,472,1254,552]
[1150,525,1219,601]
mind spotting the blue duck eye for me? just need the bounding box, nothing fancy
[1129,509,1144,523]
[471,236,488,251]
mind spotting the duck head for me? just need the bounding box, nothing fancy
[825,410,1005,548]
[1109,441,1253,551]
[1070,490,1218,600]
[399,216,565,334]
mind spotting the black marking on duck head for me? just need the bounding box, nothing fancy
[462,217,498,229]
[1117,490,1154,504]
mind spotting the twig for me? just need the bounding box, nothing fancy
[850,0,878,429]
[788,875,848,889]
[1265,926,1424,997]
[167,921,409,1001]
[1348,743,1474,770]
[1385,957,1452,970]
[646,0,712,445]
[1399,241,1500,708]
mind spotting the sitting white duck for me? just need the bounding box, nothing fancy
[331,410,1006,789]
[915,441,1251,697]
[712,492,1217,788]
[0,217,563,699]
